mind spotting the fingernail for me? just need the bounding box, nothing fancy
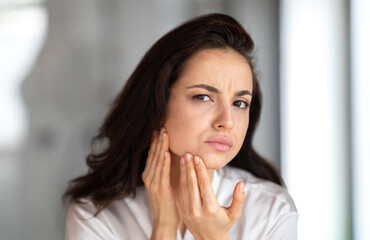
[164,151,168,158]
[162,132,166,141]
[194,156,200,165]
[185,153,191,162]
[180,157,185,166]
[239,182,245,192]
[160,127,164,134]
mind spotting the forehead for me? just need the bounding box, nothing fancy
[174,48,253,90]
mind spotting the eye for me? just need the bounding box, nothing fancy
[233,100,249,109]
[192,94,211,102]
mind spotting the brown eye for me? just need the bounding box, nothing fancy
[233,100,249,109]
[192,94,211,102]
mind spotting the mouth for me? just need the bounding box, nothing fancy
[205,136,233,152]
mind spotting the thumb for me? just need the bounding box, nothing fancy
[227,181,246,220]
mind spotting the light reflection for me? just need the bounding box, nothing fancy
[280,0,348,239]
[0,6,47,149]
[351,0,370,239]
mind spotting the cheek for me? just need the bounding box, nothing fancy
[166,122,199,157]
[234,114,250,151]
[164,106,200,155]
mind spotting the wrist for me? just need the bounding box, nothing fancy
[151,223,177,240]
[194,231,229,240]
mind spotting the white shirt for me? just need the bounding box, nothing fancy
[65,166,298,239]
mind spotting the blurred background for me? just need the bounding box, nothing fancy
[0,0,369,239]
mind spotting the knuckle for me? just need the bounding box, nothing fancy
[148,147,155,155]
[189,208,201,220]
[180,183,188,193]
[141,171,147,180]
[160,140,166,149]
[162,159,170,167]
[186,164,193,171]
[149,182,159,192]
[234,211,242,219]
[158,188,166,196]
[186,181,195,191]
[230,211,242,221]
[158,155,164,163]
[204,206,217,216]
[159,184,168,194]
[198,178,208,189]
[141,176,148,185]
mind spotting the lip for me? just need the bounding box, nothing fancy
[205,136,233,152]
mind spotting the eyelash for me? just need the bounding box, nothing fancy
[193,94,211,102]
[192,94,249,109]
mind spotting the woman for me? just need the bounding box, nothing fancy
[64,13,298,239]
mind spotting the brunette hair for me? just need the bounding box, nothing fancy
[64,13,282,211]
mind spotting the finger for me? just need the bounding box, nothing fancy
[153,128,164,163]
[159,129,171,187]
[193,156,218,206]
[161,127,170,153]
[147,128,164,179]
[142,131,158,178]
[227,181,246,220]
[179,156,189,211]
[160,150,172,189]
[153,132,168,185]
[185,153,201,211]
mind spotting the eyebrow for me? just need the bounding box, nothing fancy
[187,84,252,96]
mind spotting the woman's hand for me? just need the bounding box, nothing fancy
[177,153,246,240]
[142,127,179,240]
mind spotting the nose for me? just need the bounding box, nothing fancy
[213,104,234,130]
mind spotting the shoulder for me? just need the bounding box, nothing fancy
[65,189,152,239]
[66,198,97,218]
[66,187,149,220]
[65,199,118,239]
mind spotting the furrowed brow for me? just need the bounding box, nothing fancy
[187,84,252,96]
[187,84,220,93]
[236,90,252,96]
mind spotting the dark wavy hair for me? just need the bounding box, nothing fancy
[64,13,282,212]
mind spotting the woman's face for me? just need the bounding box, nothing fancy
[164,48,253,169]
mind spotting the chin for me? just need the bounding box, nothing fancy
[203,163,227,170]
[200,152,233,170]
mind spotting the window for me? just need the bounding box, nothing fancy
[0,0,47,148]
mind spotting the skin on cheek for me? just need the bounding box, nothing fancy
[166,122,196,158]
[164,99,197,156]
[164,109,187,157]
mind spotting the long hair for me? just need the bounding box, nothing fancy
[64,13,282,212]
